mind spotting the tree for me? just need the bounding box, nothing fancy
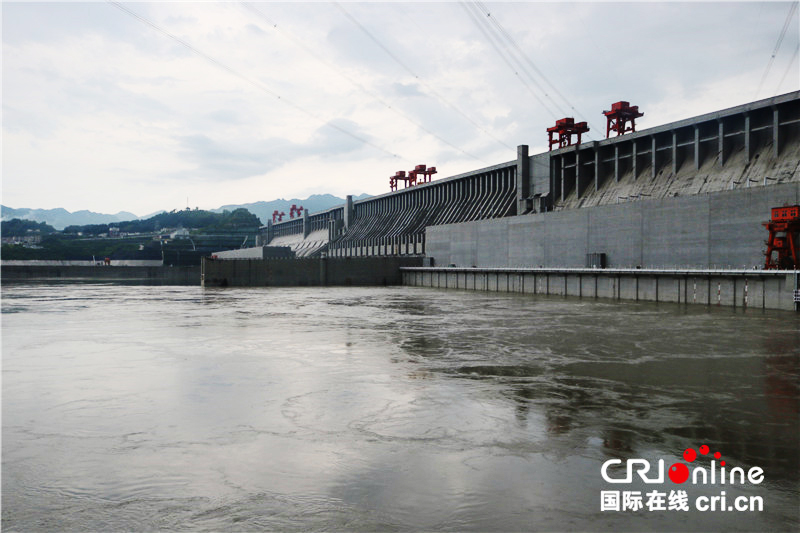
[1,218,57,237]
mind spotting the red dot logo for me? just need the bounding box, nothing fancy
[668,463,690,484]
[699,445,710,455]
[683,448,697,462]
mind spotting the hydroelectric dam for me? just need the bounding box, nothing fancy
[202,92,800,311]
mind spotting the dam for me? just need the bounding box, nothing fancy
[203,91,800,309]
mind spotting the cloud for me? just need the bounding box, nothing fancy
[203,109,245,125]
[391,82,425,98]
[308,118,377,157]
[175,134,299,181]
[174,117,375,182]
[2,2,797,214]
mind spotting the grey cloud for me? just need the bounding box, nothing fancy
[61,75,172,118]
[2,104,59,138]
[307,118,375,156]
[203,109,244,125]
[174,118,373,181]
[246,23,267,37]
[176,134,297,180]
[3,3,160,54]
[325,20,413,77]
[391,82,424,98]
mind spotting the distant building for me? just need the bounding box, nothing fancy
[170,228,191,239]
[1,234,42,245]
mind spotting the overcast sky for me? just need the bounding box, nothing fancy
[3,1,799,216]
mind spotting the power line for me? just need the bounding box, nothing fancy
[469,1,602,138]
[239,2,488,164]
[333,2,515,152]
[107,1,407,162]
[775,41,799,93]
[469,1,566,116]
[754,1,798,98]
[460,2,558,120]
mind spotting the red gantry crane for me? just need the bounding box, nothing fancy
[603,101,644,138]
[763,205,800,269]
[547,118,589,151]
[389,165,437,191]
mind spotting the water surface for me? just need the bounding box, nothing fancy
[2,284,798,531]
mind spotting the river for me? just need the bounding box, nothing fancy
[2,283,798,531]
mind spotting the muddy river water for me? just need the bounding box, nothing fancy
[2,284,798,531]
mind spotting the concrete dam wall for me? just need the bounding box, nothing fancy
[201,257,422,288]
[215,93,800,308]
[260,157,521,258]
[427,182,800,269]
[260,92,800,266]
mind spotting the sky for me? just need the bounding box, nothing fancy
[2,1,799,217]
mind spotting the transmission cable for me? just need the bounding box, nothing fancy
[463,2,564,118]
[470,1,602,138]
[334,2,515,152]
[754,1,798,98]
[775,41,799,93]
[239,2,487,163]
[460,2,557,120]
[108,1,407,162]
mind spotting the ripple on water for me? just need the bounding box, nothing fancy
[2,284,798,532]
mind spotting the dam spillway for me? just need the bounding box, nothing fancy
[257,91,799,269]
[262,157,521,259]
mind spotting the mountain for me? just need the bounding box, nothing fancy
[1,206,138,230]
[1,193,371,231]
[212,193,372,223]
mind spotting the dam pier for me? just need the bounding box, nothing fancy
[208,93,798,309]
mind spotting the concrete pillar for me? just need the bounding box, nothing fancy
[344,194,354,231]
[632,141,637,180]
[575,148,582,198]
[672,131,678,176]
[560,157,566,203]
[744,114,751,163]
[594,144,600,191]
[718,120,725,166]
[614,144,619,182]
[694,125,700,170]
[773,106,780,158]
[265,220,273,245]
[651,136,657,180]
[302,209,310,238]
[516,144,530,214]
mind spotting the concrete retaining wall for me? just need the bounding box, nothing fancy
[427,183,800,269]
[402,267,800,311]
[1,265,200,285]
[212,246,294,260]
[202,256,423,287]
